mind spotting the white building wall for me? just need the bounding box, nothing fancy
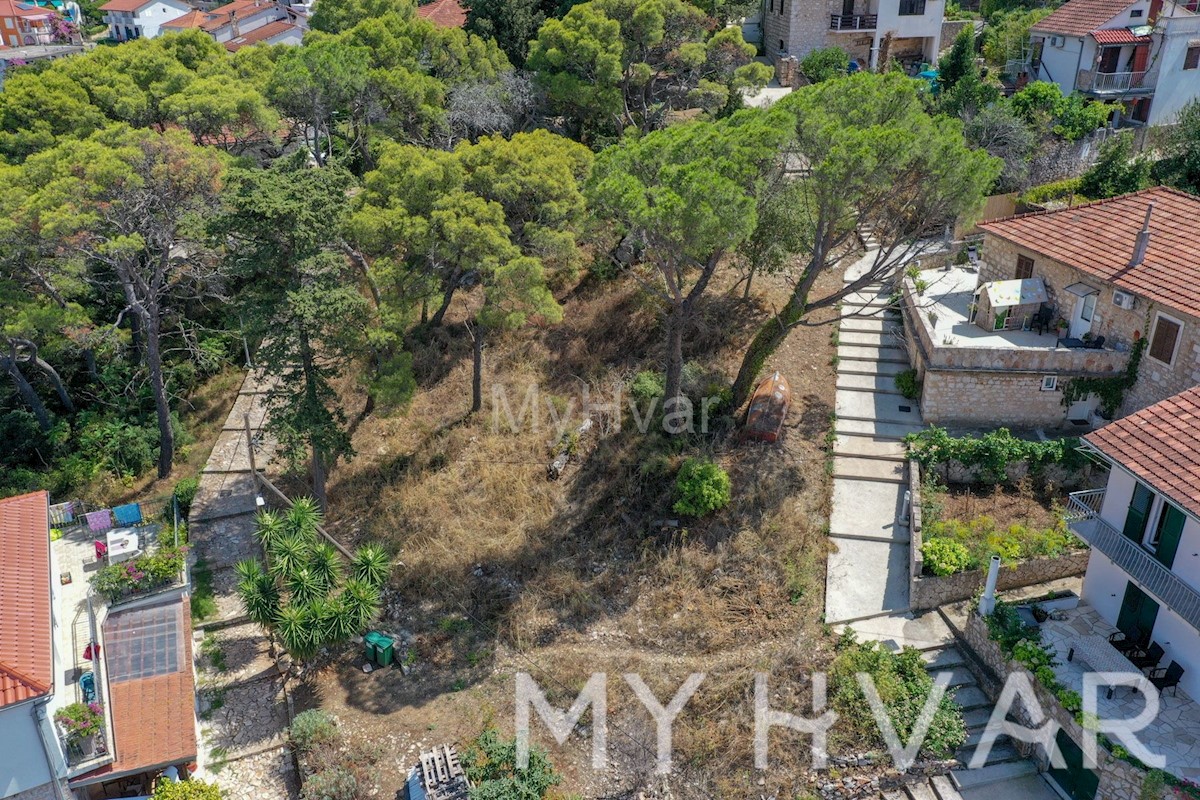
[0,705,53,798]
[1034,33,1090,92]
[1098,464,1137,528]
[1082,549,1127,624]
[1148,14,1200,125]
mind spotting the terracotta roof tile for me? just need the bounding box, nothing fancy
[1031,0,1134,36]
[1091,27,1152,43]
[1086,386,1200,519]
[978,187,1200,320]
[0,0,57,18]
[416,0,465,28]
[0,490,52,709]
[161,8,209,28]
[98,0,157,13]
[71,598,196,785]
[224,18,300,50]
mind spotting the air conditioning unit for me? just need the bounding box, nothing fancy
[1112,289,1136,310]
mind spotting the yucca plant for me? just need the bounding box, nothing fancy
[269,533,311,580]
[276,605,318,661]
[341,578,381,633]
[308,542,341,595]
[286,497,322,541]
[314,596,358,642]
[235,562,279,629]
[287,566,325,608]
[350,544,391,590]
[253,510,287,553]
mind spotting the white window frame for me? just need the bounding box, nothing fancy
[1040,375,1058,391]
[1148,311,1184,367]
[1143,495,1172,551]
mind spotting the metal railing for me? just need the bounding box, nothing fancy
[829,13,877,29]
[1067,491,1200,632]
[1090,70,1152,93]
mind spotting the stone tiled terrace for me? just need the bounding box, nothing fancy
[1041,604,1200,781]
[903,266,1130,374]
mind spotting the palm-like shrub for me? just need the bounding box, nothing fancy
[349,544,390,589]
[235,497,387,663]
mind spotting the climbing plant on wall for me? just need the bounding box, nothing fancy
[1060,337,1146,419]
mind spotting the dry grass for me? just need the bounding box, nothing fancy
[306,262,844,797]
[932,478,1068,530]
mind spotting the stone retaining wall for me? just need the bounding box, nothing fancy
[961,613,1159,800]
[909,458,924,579]
[911,550,1089,610]
[921,458,1098,490]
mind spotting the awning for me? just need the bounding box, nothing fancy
[1091,28,1152,45]
[1064,282,1100,298]
[983,278,1048,307]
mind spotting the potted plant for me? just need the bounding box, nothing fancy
[55,702,103,755]
[1056,318,1068,333]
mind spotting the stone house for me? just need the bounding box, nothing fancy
[1027,0,1200,127]
[901,186,1200,429]
[763,0,945,71]
[160,0,306,47]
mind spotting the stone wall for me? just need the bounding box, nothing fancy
[765,0,878,64]
[911,551,1090,610]
[939,19,972,53]
[909,458,924,579]
[8,782,58,800]
[976,233,1200,420]
[961,613,1158,800]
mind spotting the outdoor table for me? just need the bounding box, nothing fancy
[106,528,141,564]
[1068,634,1142,698]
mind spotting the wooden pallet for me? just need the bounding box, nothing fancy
[419,744,469,800]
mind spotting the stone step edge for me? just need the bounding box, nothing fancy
[828,531,912,545]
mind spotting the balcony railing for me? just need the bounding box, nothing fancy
[829,13,877,29]
[1083,70,1154,93]
[1067,490,1200,632]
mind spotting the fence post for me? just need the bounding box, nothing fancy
[244,412,259,490]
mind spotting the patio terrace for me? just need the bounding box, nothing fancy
[1042,604,1200,781]
[902,267,1131,375]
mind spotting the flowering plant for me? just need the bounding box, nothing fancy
[55,702,103,739]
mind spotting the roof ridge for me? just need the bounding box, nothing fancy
[0,489,49,506]
[0,659,51,695]
[979,185,1184,229]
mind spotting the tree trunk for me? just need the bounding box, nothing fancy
[731,293,807,410]
[3,351,51,432]
[128,312,144,362]
[428,282,457,327]
[470,325,484,414]
[83,348,99,383]
[16,340,74,413]
[662,311,686,434]
[143,315,175,479]
[311,449,328,513]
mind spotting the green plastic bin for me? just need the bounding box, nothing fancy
[364,631,383,664]
[374,634,395,666]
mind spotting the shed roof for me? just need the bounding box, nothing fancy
[0,491,53,709]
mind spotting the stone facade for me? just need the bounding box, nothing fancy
[8,782,58,800]
[978,233,1200,420]
[961,613,1161,800]
[911,551,1090,610]
[764,0,940,73]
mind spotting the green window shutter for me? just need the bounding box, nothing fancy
[1155,504,1186,569]
[1123,483,1154,542]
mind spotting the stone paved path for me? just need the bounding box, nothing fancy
[825,250,924,625]
[190,370,299,800]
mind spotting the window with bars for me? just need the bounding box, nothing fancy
[1148,313,1182,365]
[1185,45,1200,70]
[1015,255,1034,280]
[899,0,926,14]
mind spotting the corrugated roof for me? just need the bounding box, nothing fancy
[416,0,465,27]
[1086,386,1200,520]
[1032,0,1134,36]
[1091,27,1153,43]
[72,598,196,785]
[978,187,1200,320]
[0,490,53,709]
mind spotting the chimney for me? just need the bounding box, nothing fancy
[1128,202,1153,267]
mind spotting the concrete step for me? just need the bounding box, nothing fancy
[838,612,954,652]
[950,760,1038,790]
[833,435,906,461]
[836,391,923,425]
[962,707,994,731]
[840,359,911,378]
[956,742,1021,768]
[939,666,977,690]
[825,542,912,623]
[837,344,910,364]
[905,782,938,800]
[832,457,906,483]
[962,728,1010,749]
[922,647,967,671]
[841,329,905,348]
[830,478,906,540]
[929,775,964,800]
[836,417,924,440]
[882,792,907,800]
[839,316,902,335]
[838,374,906,395]
[950,685,992,712]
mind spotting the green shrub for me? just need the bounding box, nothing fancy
[629,370,665,403]
[800,46,848,83]
[301,767,356,800]
[461,728,562,799]
[171,476,200,518]
[830,632,966,758]
[153,779,223,800]
[290,710,338,752]
[895,368,921,400]
[1018,177,1085,207]
[90,545,187,603]
[905,425,1086,482]
[922,515,1081,573]
[673,457,731,517]
[922,538,972,576]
